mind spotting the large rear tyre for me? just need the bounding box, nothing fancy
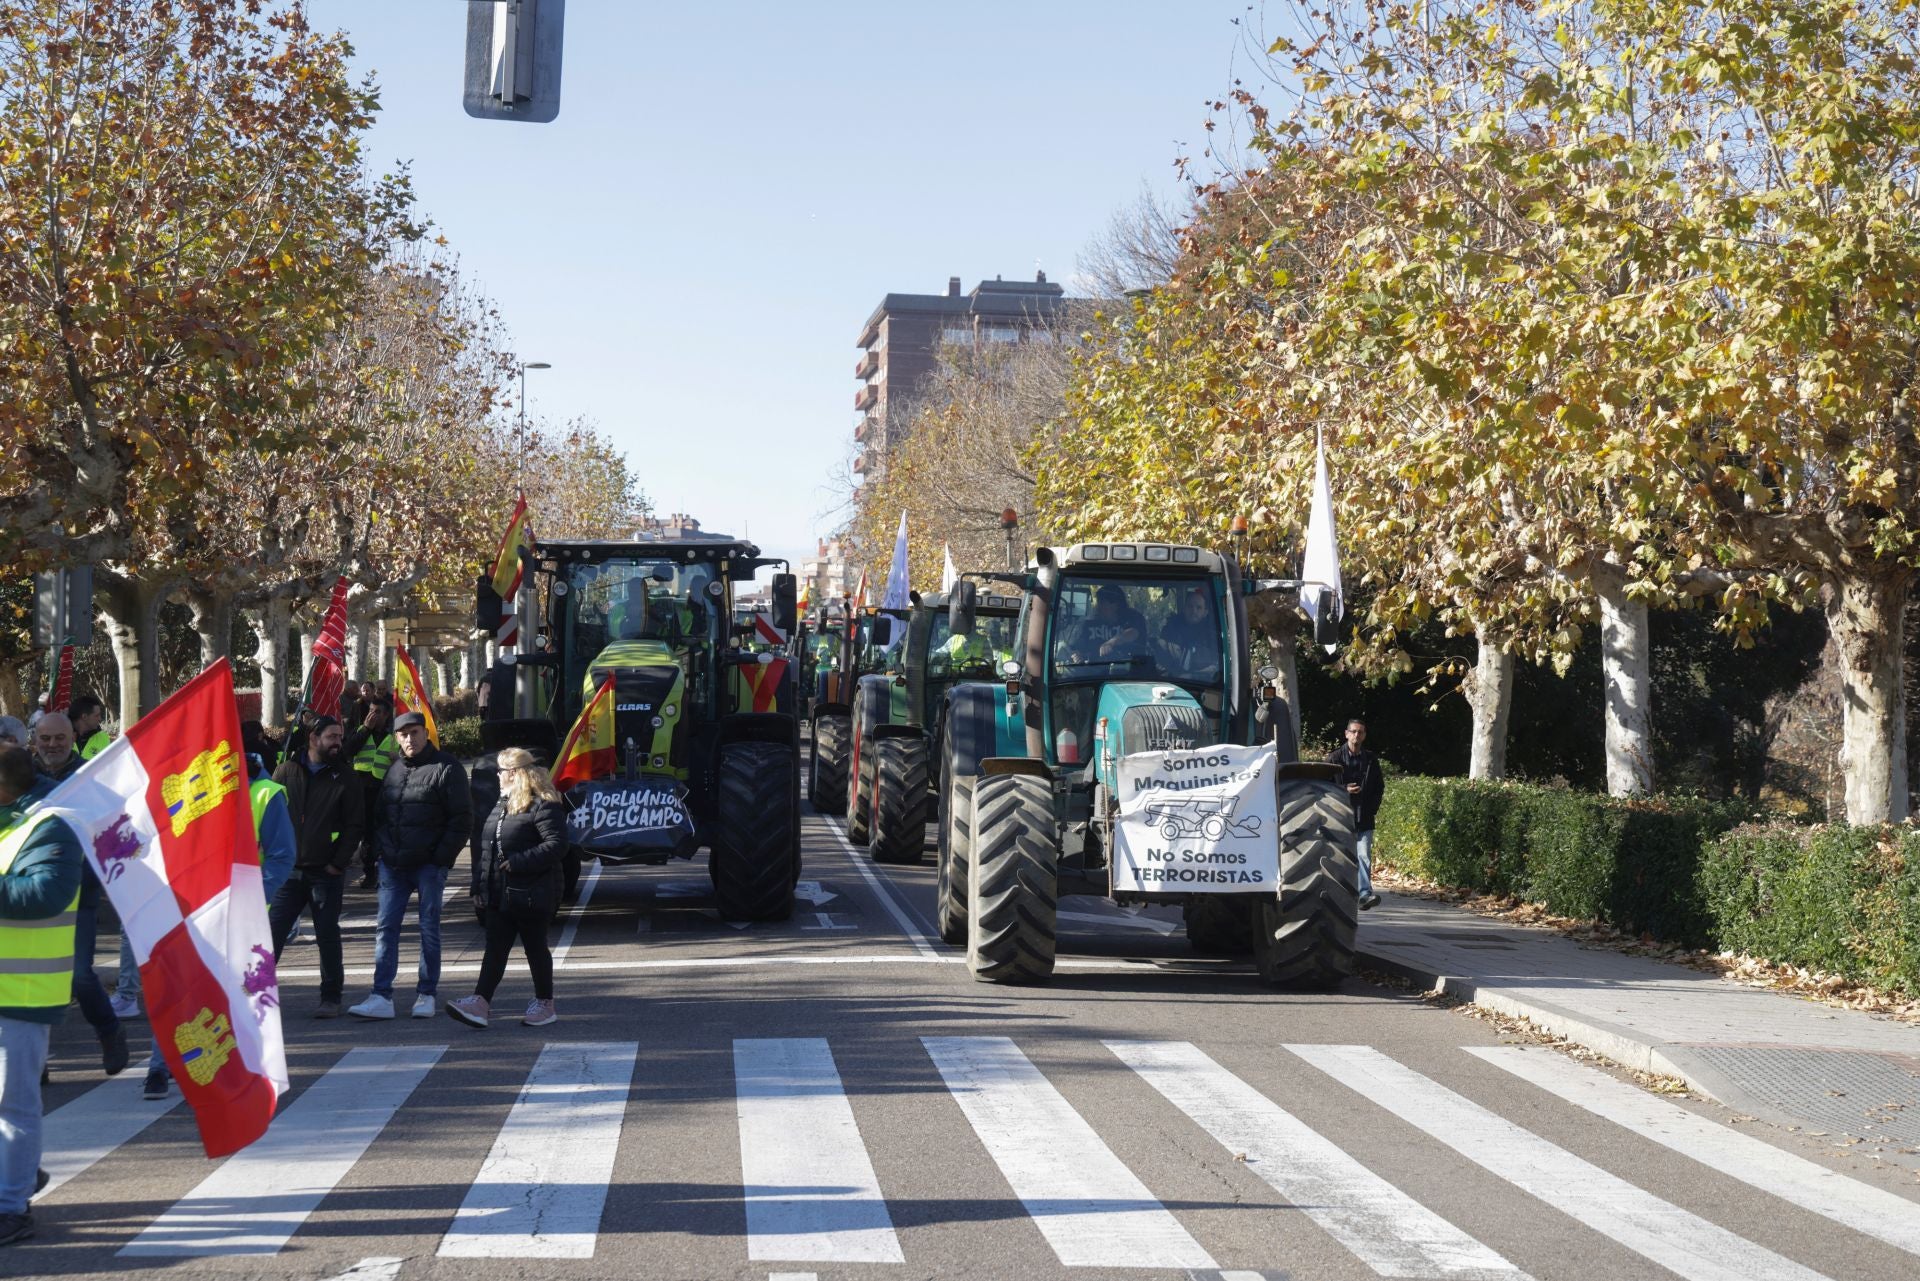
[936,774,975,944]
[966,774,1057,984]
[869,737,931,865]
[712,741,798,922]
[845,733,875,845]
[809,713,849,815]
[1182,894,1254,956]
[1253,781,1359,988]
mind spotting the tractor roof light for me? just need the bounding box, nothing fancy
[1144,545,1171,562]
[1080,545,1108,561]
[1110,545,1139,561]
[1172,547,1200,563]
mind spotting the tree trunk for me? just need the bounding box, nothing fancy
[1595,567,1655,797]
[251,598,294,730]
[1826,571,1912,823]
[1465,631,1514,780]
[348,613,373,682]
[100,576,166,726]
[0,662,28,719]
[376,617,395,685]
[294,626,313,687]
[188,590,235,671]
[460,641,478,691]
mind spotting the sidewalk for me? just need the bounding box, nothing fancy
[1357,891,1920,1171]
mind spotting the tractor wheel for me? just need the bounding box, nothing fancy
[1253,781,1359,988]
[870,738,931,865]
[1182,894,1254,957]
[845,734,875,845]
[966,773,1057,984]
[935,775,975,945]
[712,741,798,922]
[810,713,849,815]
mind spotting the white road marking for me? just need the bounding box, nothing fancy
[922,1035,1217,1270]
[1110,1041,1527,1279]
[794,880,838,906]
[552,857,603,968]
[40,1073,184,1197]
[1469,1046,1920,1259]
[821,816,942,958]
[802,912,857,931]
[278,952,1242,978]
[734,1038,904,1263]
[120,1045,446,1257]
[439,1040,639,1259]
[1288,1045,1833,1281]
[767,1274,819,1281]
[1060,909,1179,935]
[319,1258,405,1281]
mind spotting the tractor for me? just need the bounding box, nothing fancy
[842,587,1021,864]
[474,538,802,922]
[934,541,1359,987]
[804,601,906,817]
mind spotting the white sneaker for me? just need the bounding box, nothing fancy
[109,995,140,1020]
[411,994,436,1019]
[348,994,395,1020]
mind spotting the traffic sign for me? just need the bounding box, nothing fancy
[463,0,564,123]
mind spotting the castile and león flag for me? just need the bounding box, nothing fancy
[36,660,287,1159]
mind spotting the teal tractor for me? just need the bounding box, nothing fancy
[474,539,802,922]
[843,587,1021,864]
[934,541,1359,986]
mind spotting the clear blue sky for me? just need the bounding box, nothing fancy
[312,1,1279,571]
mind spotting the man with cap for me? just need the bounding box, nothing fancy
[267,717,365,1018]
[349,712,470,1021]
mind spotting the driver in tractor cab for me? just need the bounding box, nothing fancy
[935,627,994,675]
[608,578,652,640]
[1064,584,1150,664]
[1158,586,1222,679]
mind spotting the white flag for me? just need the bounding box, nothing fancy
[880,510,912,611]
[1302,430,1344,652]
[941,543,959,592]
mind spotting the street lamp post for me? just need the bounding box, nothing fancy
[515,361,552,488]
[1000,507,1020,570]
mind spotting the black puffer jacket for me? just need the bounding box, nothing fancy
[374,748,472,870]
[472,798,567,918]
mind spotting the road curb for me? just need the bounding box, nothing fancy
[1355,945,1703,1088]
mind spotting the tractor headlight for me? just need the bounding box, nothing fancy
[663,704,677,717]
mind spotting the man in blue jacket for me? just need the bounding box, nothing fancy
[0,744,85,1245]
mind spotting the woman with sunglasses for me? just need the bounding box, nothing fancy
[448,748,567,1028]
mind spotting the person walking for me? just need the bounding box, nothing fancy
[447,748,564,1030]
[349,713,470,1022]
[343,696,395,889]
[0,745,85,1244]
[143,751,295,1099]
[267,718,365,1018]
[1328,718,1384,910]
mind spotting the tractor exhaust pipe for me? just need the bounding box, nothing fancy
[1021,547,1056,758]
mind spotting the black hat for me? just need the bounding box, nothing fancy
[310,715,341,734]
[393,711,427,732]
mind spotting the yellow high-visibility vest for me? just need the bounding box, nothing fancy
[80,729,113,759]
[352,733,395,781]
[249,778,287,867]
[0,812,80,1011]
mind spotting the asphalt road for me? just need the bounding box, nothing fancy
[16,792,1920,1281]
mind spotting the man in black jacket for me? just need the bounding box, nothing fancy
[268,717,365,1017]
[349,713,471,1021]
[1328,718,1384,911]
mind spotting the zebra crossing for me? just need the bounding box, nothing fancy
[33,1036,1920,1275]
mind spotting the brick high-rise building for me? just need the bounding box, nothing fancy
[852,271,1069,477]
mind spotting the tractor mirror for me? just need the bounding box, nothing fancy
[771,573,798,634]
[476,573,504,632]
[1312,587,1340,647]
[948,579,978,637]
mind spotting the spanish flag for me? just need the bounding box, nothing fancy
[490,495,534,599]
[852,568,870,610]
[553,674,617,792]
[391,644,440,747]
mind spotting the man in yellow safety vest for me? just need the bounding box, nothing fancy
[67,695,112,761]
[0,744,84,1245]
[344,696,395,889]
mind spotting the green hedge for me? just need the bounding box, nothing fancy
[439,716,483,760]
[1701,824,1920,997]
[1374,777,1743,946]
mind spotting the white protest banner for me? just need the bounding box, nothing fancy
[1112,741,1278,893]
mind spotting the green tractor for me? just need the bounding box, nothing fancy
[843,587,1021,864]
[804,601,906,818]
[934,541,1359,986]
[475,539,802,922]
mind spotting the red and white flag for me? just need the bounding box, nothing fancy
[41,660,286,1157]
[308,576,351,718]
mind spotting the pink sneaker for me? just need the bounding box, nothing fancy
[447,995,491,1029]
[522,999,557,1028]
